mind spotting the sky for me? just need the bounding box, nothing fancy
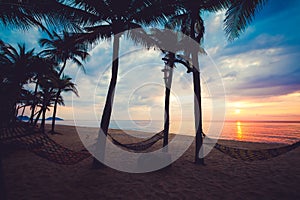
[1,0,300,122]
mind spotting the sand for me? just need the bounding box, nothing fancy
[2,124,300,200]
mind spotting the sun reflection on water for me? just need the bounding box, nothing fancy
[237,121,243,139]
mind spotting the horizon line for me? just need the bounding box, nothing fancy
[48,119,300,123]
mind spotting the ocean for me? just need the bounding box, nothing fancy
[48,120,300,144]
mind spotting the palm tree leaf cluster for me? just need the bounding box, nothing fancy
[0,0,91,32]
[39,31,89,76]
[224,0,267,41]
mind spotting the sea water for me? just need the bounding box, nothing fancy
[49,120,300,144]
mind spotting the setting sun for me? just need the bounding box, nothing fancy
[235,109,241,114]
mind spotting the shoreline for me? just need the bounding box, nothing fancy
[51,123,292,146]
[42,120,300,145]
[43,119,300,123]
[2,124,300,199]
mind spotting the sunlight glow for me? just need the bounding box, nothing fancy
[235,109,241,114]
[236,121,243,139]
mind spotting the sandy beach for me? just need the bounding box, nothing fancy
[2,124,300,200]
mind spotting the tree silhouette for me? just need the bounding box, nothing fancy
[169,0,267,164]
[0,40,36,125]
[50,75,78,133]
[28,56,58,124]
[37,73,63,133]
[72,0,176,167]
[149,28,205,149]
[224,0,268,41]
[39,31,89,77]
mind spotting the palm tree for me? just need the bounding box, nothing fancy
[16,88,34,120]
[39,31,89,77]
[172,0,232,165]
[149,28,204,149]
[0,40,57,128]
[37,31,88,132]
[50,75,78,133]
[38,74,64,133]
[28,55,58,124]
[71,0,177,167]
[169,0,267,164]
[28,77,43,124]
[0,40,37,124]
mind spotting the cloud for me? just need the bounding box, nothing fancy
[224,34,286,56]
[202,0,300,100]
[222,71,237,80]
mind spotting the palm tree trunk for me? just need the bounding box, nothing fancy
[190,13,204,165]
[93,35,120,168]
[163,54,175,150]
[58,60,67,77]
[51,91,61,133]
[163,76,171,148]
[40,106,46,134]
[20,106,25,118]
[30,80,39,124]
[101,35,120,135]
[34,108,42,126]
[29,105,35,124]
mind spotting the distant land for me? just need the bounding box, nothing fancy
[17,116,30,121]
[45,117,64,121]
[17,116,64,121]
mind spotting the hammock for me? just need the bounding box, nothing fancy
[203,134,300,161]
[107,131,164,151]
[213,142,300,161]
[1,124,91,165]
[0,123,37,141]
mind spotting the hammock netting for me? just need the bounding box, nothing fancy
[1,124,91,165]
[107,131,164,151]
[204,134,300,161]
[214,142,300,161]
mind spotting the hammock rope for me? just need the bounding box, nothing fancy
[203,133,300,161]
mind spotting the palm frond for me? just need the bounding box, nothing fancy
[0,0,93,32]
[125,24,157,49]
[201,0,231,12]
[38,38,54,48]
[130,0,178,26]
[224,0,268,41]
[38,30,90,75]
[195,15,205,44]
[75,25,113,46]
[71,57,86,73]
[71,0,112,19]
